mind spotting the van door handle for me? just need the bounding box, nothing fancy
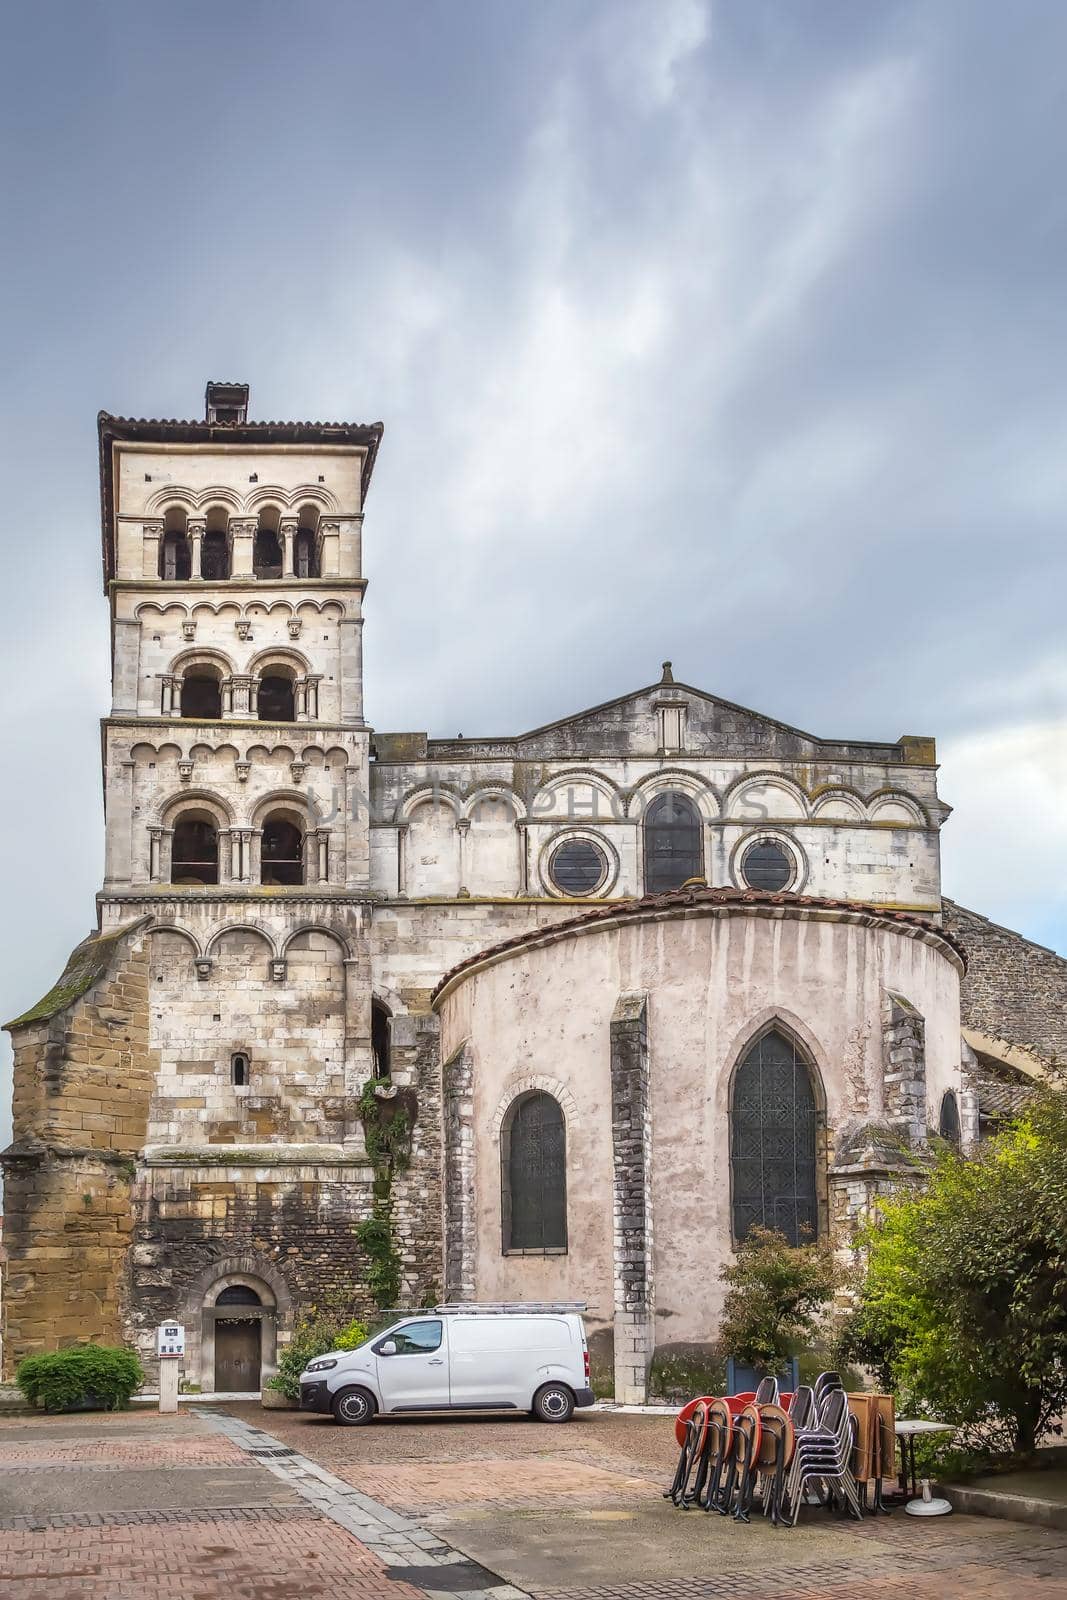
[428,1358,444,1365]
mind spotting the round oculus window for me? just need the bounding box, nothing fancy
[548,837,609,896]
[741,838,794,892]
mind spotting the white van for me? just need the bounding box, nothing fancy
[298,1304,594,1425]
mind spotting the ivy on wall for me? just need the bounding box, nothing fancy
[356,1079,417,1310]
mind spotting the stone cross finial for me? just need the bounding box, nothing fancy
[660,660,674,683]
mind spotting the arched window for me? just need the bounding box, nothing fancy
[643,791,703,893]
[231,1051,250,1087]
[215,1284,261,1305]
[180,669,222,719]
[372,1000,391,1079]
[500,1091,567,1253]
[160,529,191,581]
[294,528,318,578]
[939,1090,961,1147]
[730,1028,819,1245]
[258,670,295,721]
[171,815,219,885]
[253,523,283,579]
[201,529,230,580]
[261,813,304,885]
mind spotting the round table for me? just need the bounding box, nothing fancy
[895,1419,954,1497]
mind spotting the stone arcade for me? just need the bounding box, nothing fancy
[4,384,1065,1401]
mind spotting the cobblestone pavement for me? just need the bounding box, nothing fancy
[223,1404,1067,1599]
[0,1407,500,1600]
[3,1402,1067,1599]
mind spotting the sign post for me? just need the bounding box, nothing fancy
[156,1323,185,1415]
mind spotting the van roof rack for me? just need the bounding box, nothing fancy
[431,1302,587,1315]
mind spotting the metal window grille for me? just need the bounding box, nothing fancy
[501,1091,567,1253]
[730,1029,818,1244]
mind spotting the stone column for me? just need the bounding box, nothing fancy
[443,1043,476,1302]
[280,518,298,576]
[159,828,174,883]
[396,822,409,897]
[609,992,655,1404]
[162,675,180,716]
[456,817,471,898]
[231,675,252,718]
[249,828,262,883]
[229,519,255,578]
[229,827,250,883]
[187,519,205,580]
[306,676,321,720]
[295,678,308,720]
[882,992,927,1148]
[143,519,163,579]
[149,827,165,882]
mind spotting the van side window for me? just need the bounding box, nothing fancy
[381,1320,442,1355]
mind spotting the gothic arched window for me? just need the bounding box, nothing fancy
[171,815,219,885]
[643,791,703,893]
[261,814,304,885]
[501,1091,567,1253]
[730,1028,819,1244]
[939,1090,961,1147]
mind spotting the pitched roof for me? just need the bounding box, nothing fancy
[431,886,965,1004]
[97,411,384,590]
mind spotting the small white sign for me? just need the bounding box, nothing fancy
[157,1322,185,1358]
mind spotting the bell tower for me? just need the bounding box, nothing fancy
[97,385,385,1146]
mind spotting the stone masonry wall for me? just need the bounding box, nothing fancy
[944,900,1067,1066]
[609,993,654,1404]
[1,922,155,1374]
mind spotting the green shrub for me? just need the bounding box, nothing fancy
[16,1345,144,1412]
[268,1311,369,1402]
[719,1227,838,1372]
[836,1080,1067,1458]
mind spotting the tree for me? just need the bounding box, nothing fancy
[838,1081,1067,1457]
[719,1227,838,1372]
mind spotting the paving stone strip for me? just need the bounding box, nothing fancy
[197,1408,530,1600]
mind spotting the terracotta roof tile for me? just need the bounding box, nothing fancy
[431,887,964,1003]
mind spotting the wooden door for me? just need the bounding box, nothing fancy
[214,1318,262,1393]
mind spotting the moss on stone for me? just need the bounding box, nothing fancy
[5,919,150,1031]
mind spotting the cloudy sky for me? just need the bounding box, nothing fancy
[2,0,1066,1142]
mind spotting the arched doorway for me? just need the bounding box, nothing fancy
[201,1276,277,1393]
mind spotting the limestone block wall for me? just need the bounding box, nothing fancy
[369,744,944,911]
[1,921,156,1374]
[103,725,370,892]
[146,927,353,1147]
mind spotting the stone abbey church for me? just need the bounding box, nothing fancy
[4,383,1065,1400]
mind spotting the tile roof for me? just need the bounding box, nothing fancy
[431,886,965,1003]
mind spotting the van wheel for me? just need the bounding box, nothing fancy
[332,1387,377,1426]
[532,1383,575,1423]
